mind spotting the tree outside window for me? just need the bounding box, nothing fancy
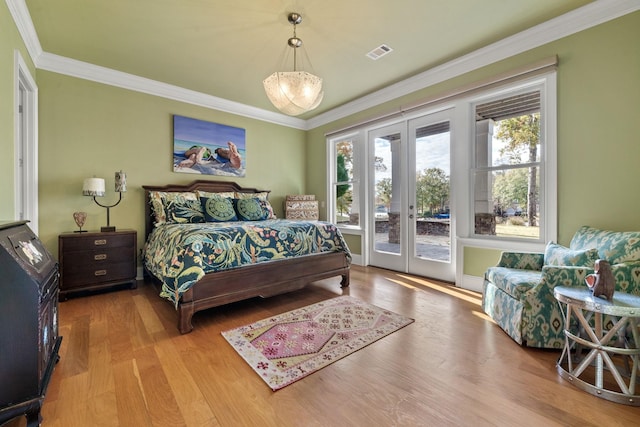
[474,90,542,239]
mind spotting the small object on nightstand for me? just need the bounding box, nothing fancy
[73,211,87,233]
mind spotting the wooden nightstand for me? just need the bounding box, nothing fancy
[58,229,137,300]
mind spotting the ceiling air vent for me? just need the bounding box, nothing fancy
[366,44,393,60]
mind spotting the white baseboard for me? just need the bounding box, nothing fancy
[349,254,363,266]
[457,274,484,293]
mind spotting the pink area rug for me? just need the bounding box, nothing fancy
[222,295,414,390]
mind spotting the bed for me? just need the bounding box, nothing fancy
[142,180,351,334]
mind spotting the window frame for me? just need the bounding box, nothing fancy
[462,72,557,250]
[327,131,364,231]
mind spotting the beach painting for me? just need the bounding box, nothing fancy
[173,115,246,177]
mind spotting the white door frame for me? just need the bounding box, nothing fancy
[14,50,39,235]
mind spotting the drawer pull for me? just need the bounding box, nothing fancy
[94,270,107,276]
[94,239,107,246]
[94,254,107,261]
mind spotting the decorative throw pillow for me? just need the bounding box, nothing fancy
[235,191,270,201]
[544,242,599,267]
[163,198,205,224]
[148,191,167,225]
[200,196,237,222]
[259,199,277,219]
[235,192,276,219]
[233,198,268,221]
[149,191,200,226]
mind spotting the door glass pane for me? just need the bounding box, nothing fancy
[415,122,450,262]
[374,132,400,254]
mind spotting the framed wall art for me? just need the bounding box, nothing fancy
[173,115,246,177]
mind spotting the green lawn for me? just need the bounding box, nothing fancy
[496,223,539,239]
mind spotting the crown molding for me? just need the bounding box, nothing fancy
[36,52,308,129]
[7,0,640,131]
[5,0,42,60]
[306,0,640,130]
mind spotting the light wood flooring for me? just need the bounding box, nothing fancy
[4,266,639,426]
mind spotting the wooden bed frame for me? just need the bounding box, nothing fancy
[142,180,350,334]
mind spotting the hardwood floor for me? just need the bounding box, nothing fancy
[4,265,638,426]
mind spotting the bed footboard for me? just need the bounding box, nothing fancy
[174,251,350,334]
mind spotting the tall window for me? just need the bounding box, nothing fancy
[329,134,361,227]
[472,87,547,241]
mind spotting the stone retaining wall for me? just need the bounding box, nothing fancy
[375,219,450,236]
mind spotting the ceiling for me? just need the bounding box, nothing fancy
[22,0,598,122]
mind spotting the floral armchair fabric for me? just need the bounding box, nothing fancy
[482,226,640,348]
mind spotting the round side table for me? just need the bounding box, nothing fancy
[554,286,640,406]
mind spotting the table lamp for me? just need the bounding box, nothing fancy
[82,170,126,232]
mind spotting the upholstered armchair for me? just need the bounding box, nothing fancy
[482,226,640,348]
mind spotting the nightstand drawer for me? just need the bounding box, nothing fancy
[60,233,134,251]
[61,261,135,288]
[63,246,134,266]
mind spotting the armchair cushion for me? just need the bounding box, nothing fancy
[543,242,599,267]
[485,268,541,300]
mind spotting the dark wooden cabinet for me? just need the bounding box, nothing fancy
[58,229,137,300]
[0,221,62,427]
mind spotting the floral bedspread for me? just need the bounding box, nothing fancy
[143,219,351,307]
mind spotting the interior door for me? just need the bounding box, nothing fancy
[368,110,455,282]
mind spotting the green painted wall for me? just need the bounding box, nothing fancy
[307,12,640,277]
[37,72,306,257]
[0,2,36,219]
[463,247,502,278]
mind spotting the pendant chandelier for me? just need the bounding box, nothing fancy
[263,12,323,116]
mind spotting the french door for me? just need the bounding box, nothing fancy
[368,109,455,282]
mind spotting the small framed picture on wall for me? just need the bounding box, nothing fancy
[172,115,246,177]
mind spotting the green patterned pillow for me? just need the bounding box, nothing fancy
[149,191,200,226]
[164,198,205,224]
[235,192,276,219]
[544,242,599,267]
[233,198,268,221]
[200,196,237,222]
